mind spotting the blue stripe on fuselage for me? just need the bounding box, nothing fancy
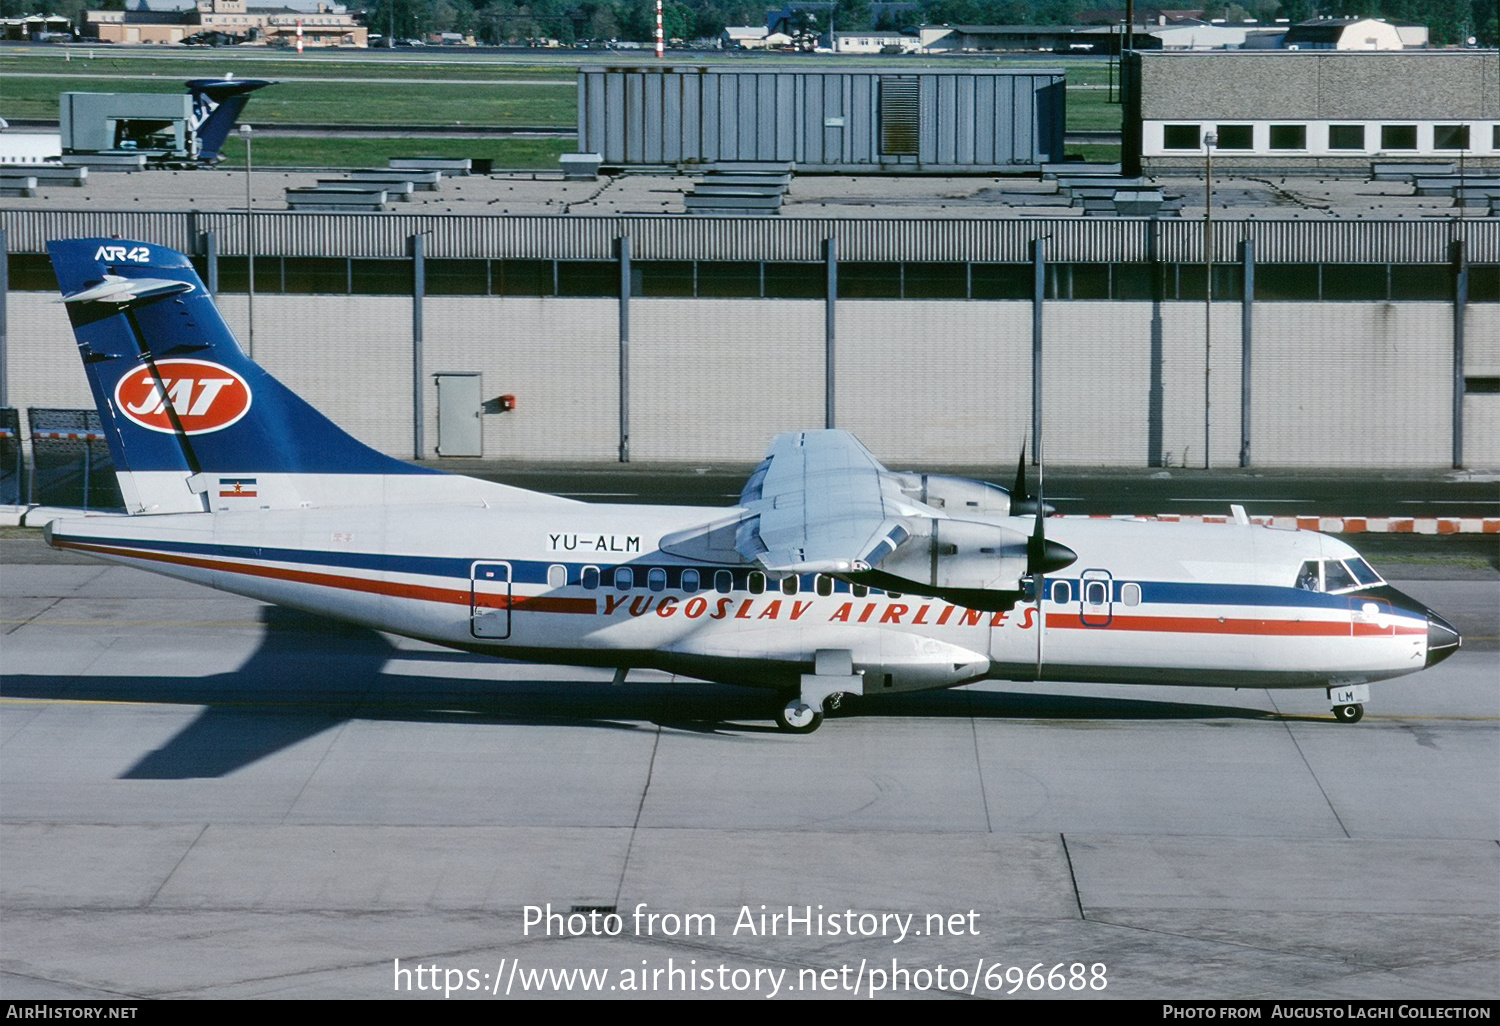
[62,533,1387,614]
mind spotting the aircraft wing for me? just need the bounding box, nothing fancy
[735,430,918,573]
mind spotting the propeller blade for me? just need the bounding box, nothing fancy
[1011,440,1030,506]
[1009,436,1054,518]
[1026,461,1077,576]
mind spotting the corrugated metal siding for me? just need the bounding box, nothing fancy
[1253,303,1451,466]
[1041,302,1242,467]
[576,67,1063,170]
[7,294,96,411]
[836,301,1031,462]
[255,296,413,458]
[1463,396,1500,468]
[1467,305,1500,376]
[7,210,1494,263]
[5,287,1485,467]
[631,299,823,461]
[427,297,619,460]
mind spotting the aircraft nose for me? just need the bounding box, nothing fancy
[1425,609,1462,668]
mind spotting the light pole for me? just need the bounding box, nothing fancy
[241,123,254,359]
[1202,130,1216,471]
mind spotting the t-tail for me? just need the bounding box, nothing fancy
[48,238,540,514]
[186,78,272,163]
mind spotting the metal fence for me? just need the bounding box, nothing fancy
[4,210,1497,263]
[26,408,121,510]
[0,408,24,506]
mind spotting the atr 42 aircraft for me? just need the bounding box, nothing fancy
[42,238,1461,733]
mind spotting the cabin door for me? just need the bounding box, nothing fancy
[470,561,512,639]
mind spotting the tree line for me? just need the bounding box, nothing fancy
[0,0,1488,49]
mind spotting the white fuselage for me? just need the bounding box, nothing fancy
[47,500,1432,697]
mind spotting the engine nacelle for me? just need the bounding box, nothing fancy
[892,473,1013,516]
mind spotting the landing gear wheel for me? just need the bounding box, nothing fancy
[1333,703,1364,724]
[776,699,824,734]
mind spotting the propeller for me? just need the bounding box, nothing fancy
[1010,438,1054,519]
[1023,448,1076,578]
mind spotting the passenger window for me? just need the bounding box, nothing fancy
[648,568,667,592]
[852,584,869,598]
[1122,583,1141,607]
[615,567,634,591]
[781,575,798,596]
[582,566,600,590]
[1086,581,1107,606]
[816,574,834,597]
[1052,581,1071,605]
[714,570,733,594]
[682,569,700,593]
[749,572,766,595]
[548,564,567,589]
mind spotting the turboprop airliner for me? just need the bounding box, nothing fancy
[41,238,1461,733]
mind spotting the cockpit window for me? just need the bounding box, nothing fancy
[1294,558,1385,594]
[1296,561,1321,591]
[1345,557,1383,587]
[1322,560,1357,593]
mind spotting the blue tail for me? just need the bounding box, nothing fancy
[187,78,271,162]
[49,238,440,513]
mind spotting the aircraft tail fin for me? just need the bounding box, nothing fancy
[48,237,446,514]
[186,78,272,163]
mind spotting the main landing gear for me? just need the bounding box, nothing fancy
[776,699,823,734]
[1332,703,1365,724]
[773,650,864,734]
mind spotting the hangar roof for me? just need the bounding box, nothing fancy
[0,166,1484,221]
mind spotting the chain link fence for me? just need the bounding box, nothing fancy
[26,408,122,510]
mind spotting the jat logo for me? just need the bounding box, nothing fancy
[113,359,252,435]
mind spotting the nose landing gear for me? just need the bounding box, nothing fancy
[1332,703,1364,724]
[1328,683,1369,725]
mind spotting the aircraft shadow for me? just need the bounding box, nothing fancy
[2,607,1295,779]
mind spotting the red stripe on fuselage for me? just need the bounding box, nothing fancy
[54,539,596,615]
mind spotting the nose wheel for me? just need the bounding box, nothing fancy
[1332,703,1364,724]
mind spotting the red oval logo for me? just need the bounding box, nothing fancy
[113,359,252,435]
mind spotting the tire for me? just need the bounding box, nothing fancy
[776,700,824,734]
[1333,703,1364,724]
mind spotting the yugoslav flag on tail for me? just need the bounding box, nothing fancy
[48,238,549,514]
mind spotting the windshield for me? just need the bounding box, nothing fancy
[1294,558,1385,594]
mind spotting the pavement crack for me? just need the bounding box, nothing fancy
[144,823,209,909]
[968,688,993,833]
[1059,832,1087,920]
[1,594,68,636]
[1267,691,1351,838]
[613,723,661,909]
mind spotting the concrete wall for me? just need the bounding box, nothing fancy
[1133,51,1500,121]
